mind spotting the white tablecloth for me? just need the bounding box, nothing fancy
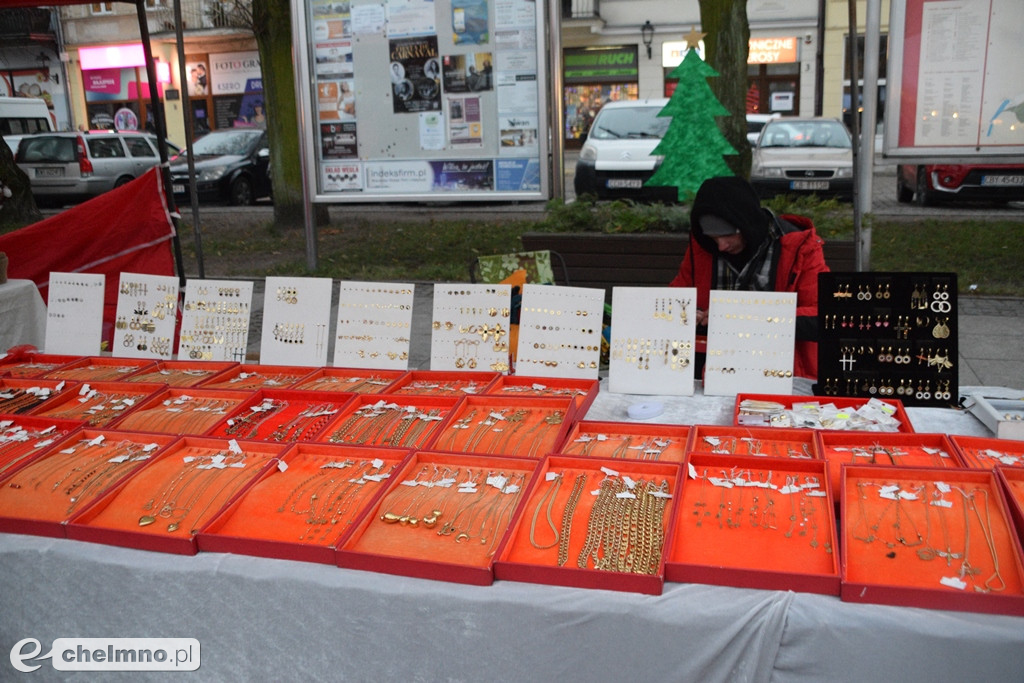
[0,279,46,352]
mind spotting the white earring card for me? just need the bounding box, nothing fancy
[608,287,697,395]
[333,281,416,369]
[178,279,255,362]
[703,290,797,397]
[45,272,105,356]
[516,284,605,379]
[111,273,179,359]
[430,284,512,372]
[260,276,334,366]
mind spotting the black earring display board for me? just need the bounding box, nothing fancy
[816,272,957,407]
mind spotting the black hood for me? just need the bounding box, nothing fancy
[689,176,770,266]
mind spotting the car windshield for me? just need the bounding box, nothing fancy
[187,131,262,156]
[589,106,671,140]
[759,121,851,149]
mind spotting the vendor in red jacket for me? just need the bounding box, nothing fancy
[670,175,828,379]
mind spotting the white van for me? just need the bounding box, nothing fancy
[1,96,55,154]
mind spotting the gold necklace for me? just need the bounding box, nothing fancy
[529,473,562,549]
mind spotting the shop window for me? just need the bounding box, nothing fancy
[90,3,114,15]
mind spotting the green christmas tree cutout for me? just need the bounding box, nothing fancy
[645,45,737,202]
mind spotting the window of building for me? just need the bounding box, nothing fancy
[90,3,114,15]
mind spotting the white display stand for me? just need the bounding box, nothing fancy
[179,279,255,362]
[44,272,105,355]
[111,272,179,359]
[430,283,512,372]
[516,284,605,379]
[333,280,416,369]
[259,276,334,366]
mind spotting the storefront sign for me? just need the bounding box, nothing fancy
[564,47,638,83]
[209,51,262,95]
[662,37,796,68]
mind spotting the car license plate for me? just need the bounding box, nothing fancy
[607,178,643,189]
[173,184,185,193]
[981,175,1024,186]
[35,167,63,178]
[791,180,829,191]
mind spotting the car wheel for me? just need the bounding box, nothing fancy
[229,176,254,206]
[896,173,913,203]
[915,167,936,207]
[114,175,133,188]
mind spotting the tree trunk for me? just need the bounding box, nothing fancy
[698,0,751,178]
[251,0,328,229]
[0,139,42,230]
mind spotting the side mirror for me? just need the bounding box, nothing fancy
[257,148,270,159]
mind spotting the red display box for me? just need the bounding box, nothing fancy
[198,443,410,564]
[66,437,285,555]
[951,435,1024,470]
[0,414,84,483]
[665,454,839,595]
[495,455,681,595]
[197,364,316,390]
[734,393,913,433]
[998,466,1024,549]
[337,451,539,586]
[0,377,79,415]
[385,370,499,397]
[558,421,691,463]
[292,368,405,394]
[431,395,575,458]
[42,356,157,382]
[0,430,176,538]
[315,394,458,450]
[817,431,962,497]
[108,387,254,436]
[30,381,165,428]
[840,465,1024,616]
[123,360,238,387]
[484,375,599,414]
[688,425,818,460]
[206,389,355,443]
[0,353,81,379]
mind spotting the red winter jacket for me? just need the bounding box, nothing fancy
[670,213,828,379]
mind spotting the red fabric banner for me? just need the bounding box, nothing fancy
[0,167,178,344]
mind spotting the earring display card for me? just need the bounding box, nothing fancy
[704,291,797,397]
[517,284,605,380]
[45,272,105,356]
[608,287,697,395]
[260,277,334,367]
[817,273,957,408]
[333,281,415,370]
[112,273,179,360]
[430,284,512,373]
[179,279,255,363]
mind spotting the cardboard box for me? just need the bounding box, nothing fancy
[963,394,1024,440]
[558,420,691,463]
[665,453,839,595]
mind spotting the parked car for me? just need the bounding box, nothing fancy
[750,117,854,201]
[573,98,677,201]
[169,129,271,205]
[745,112,780,145]
[896,163,1024,206]
[1,95,54,155]
[15,130,180,206]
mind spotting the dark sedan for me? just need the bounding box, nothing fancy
[170,129,271,205]
[896,163,1024,206]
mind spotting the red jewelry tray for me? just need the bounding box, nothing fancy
[950,435,1024,470]
[688,424,818,460]
[384,370,499,397]
[314,394,460,450]
[484,375,599,414]
[494,455,682,595]
[733,393,914,433]
[65,436,286,555]
[998,466,1024,550]
[337,450,540,586]
[197,443,411,564]
[205,389,356,443]
[107,387,255,436]
[0,352,82,379]
[840,465,1024,617]
[665,453,839,595]
[0,429,177,538]
[817,431,963,499]
[292,367,405,394]
[557,420,691,463]
[121,360,239,388]
[0,414,85,485]
[41,356,158,382]
[431,395,576,458]
[197,363,317,390]
[29,380,166,428]
[0,377,80,416]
